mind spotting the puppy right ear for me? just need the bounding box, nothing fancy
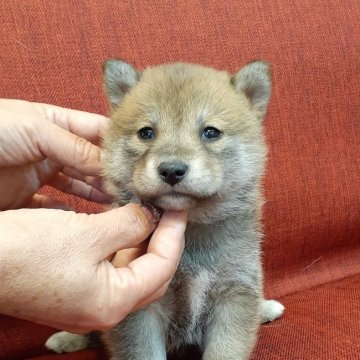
[103,59,141,109]
[231,61,271,121]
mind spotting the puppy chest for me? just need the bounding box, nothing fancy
[168,270,214,346]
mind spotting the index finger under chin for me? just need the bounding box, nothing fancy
[147,210,188,263]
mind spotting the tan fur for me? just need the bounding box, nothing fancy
[103,62,266,224]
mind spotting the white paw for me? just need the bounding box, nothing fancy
[260,299,285,324]
[45,331,88,353]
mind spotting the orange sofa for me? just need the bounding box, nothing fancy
[1,1,359,359]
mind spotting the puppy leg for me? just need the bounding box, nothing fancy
[260,299,285,323]
[202,294,260,360]
[103,305,167,360]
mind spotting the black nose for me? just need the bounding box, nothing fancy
[158,162,188,186]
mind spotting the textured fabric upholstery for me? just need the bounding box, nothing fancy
[1,1,359,359]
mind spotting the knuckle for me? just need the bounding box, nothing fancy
[75,137,94,161]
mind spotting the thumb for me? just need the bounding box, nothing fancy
[111,210,187,314]
[86,204,161,261]
[37,121,102,175]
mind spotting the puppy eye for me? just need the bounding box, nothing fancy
[138,127,155,140]
[201,127,222,140]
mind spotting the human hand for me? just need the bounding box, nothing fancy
[0,99,187,332]
[0,99,110,210]
[0,204,187,333]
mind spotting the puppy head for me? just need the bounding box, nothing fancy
[102,60,271,223]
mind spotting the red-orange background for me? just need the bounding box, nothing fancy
[0,1,359,359]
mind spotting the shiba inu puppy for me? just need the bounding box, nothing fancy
[46,60,284,359]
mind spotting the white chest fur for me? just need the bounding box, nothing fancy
[185,270,213,343]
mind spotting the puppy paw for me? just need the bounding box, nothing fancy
[45,331,88,353]
[260,299,285,323]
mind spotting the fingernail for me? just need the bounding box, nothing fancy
[141,203,164,223]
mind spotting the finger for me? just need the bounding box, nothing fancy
[27,194,73,210]
[114,211,187,309]
[49,173,113,203]
[0,99,108,145]
[36,121,103,176]
[62,167,113,197]
[88,204,161,260]
[147,210,187,261]
[32,102,109,145]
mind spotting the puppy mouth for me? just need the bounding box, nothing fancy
[146,191,217,211]
[149,193,196,211]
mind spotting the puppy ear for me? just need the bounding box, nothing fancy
[232,61,271,120]
[103,59,141,109]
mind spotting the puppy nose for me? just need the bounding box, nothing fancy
[158,162,188,186]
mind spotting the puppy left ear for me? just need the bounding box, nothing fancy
[231,61,272,120]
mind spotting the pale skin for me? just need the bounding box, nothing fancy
[0,99,187,333]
